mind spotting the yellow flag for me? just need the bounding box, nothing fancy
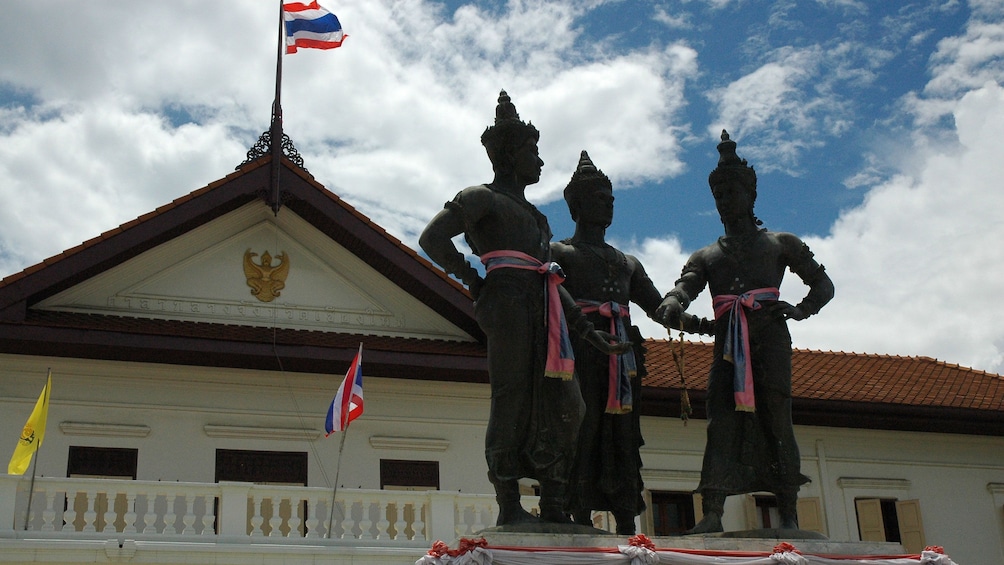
[8,372,51,475]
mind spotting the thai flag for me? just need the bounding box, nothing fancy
[284,1,346,54]
[325,344,364,435]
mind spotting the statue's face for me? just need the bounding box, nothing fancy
[711,178,753,221]
[576,183,614,228]
[511,139,544,185]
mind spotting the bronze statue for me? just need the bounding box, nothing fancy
[552,151,711,535]
[656,131,834,534]
[419,91,628,527]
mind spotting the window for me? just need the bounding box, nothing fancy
[379,459,440,490]
[66,446,139,532]
[855,498,926,553]
[650,491,696,535]
[215,449,307,484]
[67,446,138,479]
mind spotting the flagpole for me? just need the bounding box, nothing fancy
[270,0,284,215]
[325,429,349,538]
[23,450,38,531]
[22,368,51,531]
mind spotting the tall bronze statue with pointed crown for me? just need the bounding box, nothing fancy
[657,131,835,534]
[552,151,711,534]
[420,92,628,528]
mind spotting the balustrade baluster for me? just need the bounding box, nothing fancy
[40,491,56,531]
[195,496,210,535]
[81,491,98,532]
[247,496,260,536]
[341,500,357,539]
[393,501,408,540]
[63,491,79,532]
[358,499,374,539]
[287,499,303,538]
[304,498,321,538]
[375,500,390,539]
[181,495,196,534]
[123,493,138,533]
[137,494,151,534]
[162,493,178,534]
[412,501,426,541]
[267,496,282,537]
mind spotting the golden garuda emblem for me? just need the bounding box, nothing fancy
[243,249,290,303]
[19,424,35,446]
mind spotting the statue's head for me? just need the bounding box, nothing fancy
[563,150,613,227]
[481,90,541,178]
[708,130,760,224]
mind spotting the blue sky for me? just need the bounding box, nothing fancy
[0,0,1002,374]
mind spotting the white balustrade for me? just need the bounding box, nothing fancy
[0,474,502,547]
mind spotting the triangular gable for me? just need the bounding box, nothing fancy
[0,157,487,381]
[0,157,480,341]
[32,202,472,341]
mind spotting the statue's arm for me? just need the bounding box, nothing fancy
[629,256,711,335]
[655,252,708,327]
[627,255,664,318]
[419,189,490,295]
[778,233,834,320]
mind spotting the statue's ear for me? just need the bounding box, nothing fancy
[497,147,516,174]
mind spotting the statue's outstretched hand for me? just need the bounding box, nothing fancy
[584,330,633,355]
[655,295,684,328]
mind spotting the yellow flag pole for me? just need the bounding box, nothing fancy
[20,369,51,530]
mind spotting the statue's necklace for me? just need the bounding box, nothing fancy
[577,241,626,296]
[719,229,764,259]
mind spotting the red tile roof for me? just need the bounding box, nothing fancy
[643,339,1003,412]
[641,338,1004,435]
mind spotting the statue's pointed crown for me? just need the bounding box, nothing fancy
[715,129,750,169]
[480,89,539,159]
[494,90,520,123]
[568,150,610,185]
[709,129,757,189]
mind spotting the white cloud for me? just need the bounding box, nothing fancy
[706,47,830,170]
[0,105,243,275]
[0,1,698,273]
[791,81,1004,374]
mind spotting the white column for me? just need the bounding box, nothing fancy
[0,475,22,535]
[426,492,458,542]
[218,481,253,538]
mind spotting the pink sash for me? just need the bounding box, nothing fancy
[481,250,575,380]
[578,300,635,414]
[712,287,780,412]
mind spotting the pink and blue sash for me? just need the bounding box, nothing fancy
[712,287,780,412]
[578,300,636,414]
[481,250,575,380]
